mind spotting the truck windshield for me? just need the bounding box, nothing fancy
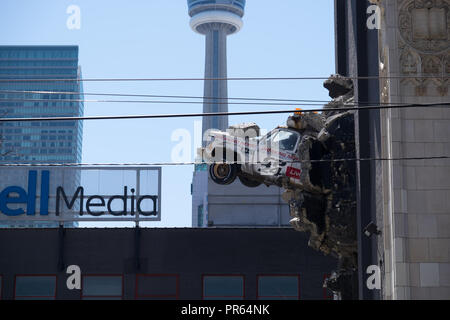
[270,130,299,152]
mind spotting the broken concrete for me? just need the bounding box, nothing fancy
[227,122,260,138]
[282,74,358,299]
[203,74,359,298]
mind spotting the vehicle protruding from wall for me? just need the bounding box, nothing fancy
[200,74,358,299]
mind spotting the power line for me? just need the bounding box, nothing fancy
[0,156,449,167]
[2,90,448,108]
[2,97,448,108]
[0,75,448,82]
[0,102,449,122]
[0,98,326,107]
[0,89,332,104]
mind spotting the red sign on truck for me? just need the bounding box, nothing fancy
[286,167,301,179]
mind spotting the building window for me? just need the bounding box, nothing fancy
[81,275,123,300]
[135,274,179,300]
[14,275,57,300]
[203,275,244,300]
[257,275,300,300]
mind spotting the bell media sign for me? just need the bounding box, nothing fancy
[0,166,161,222]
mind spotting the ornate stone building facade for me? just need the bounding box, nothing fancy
[376,0,450,299]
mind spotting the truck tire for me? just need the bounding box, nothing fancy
[209,163,238,185]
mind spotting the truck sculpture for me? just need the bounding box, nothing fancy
[199,75,358,299]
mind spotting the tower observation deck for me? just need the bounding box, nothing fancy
[187,0,246,138]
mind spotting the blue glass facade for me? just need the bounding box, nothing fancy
[0,46,83,164]
[0,46,84,228]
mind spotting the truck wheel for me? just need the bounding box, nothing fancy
[238,175,262,188]
[209,163,238,185]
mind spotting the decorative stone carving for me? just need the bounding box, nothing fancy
[445,54,450,73]
[422,54,442,73]
[437,82,449,95]
[397,1,450,96]
[399,0,450,54]
[401,49,420,73]
[415,82,428,95]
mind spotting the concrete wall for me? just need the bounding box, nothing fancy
[0,228,336,300]
[192,171,290,227]
[207,176,290,227]
[379,0,450,299]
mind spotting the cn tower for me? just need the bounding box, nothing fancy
[187,0,246,137]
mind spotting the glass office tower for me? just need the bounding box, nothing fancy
[0,46,84,228]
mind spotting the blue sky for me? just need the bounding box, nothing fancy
[0,0,335,227]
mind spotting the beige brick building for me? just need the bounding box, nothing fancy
[376,0,450,299]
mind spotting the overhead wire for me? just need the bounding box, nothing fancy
[0,75,448,82]
[2,97,448,108]
[0,98,328,107]
[0,89,448,108]
[0,102,449,122]
[1,74,448,166]
[1,83,449,166]
[0,156,449,167]
[0,89,333,104]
